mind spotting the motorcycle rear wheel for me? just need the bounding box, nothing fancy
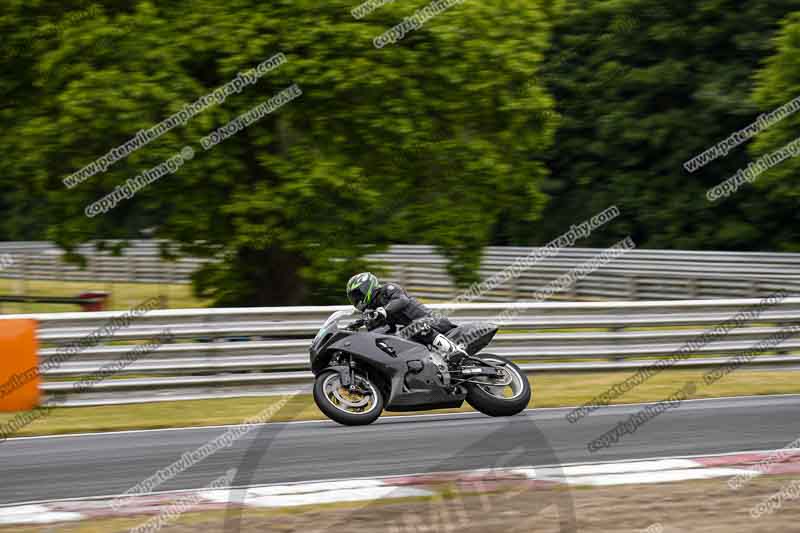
[464,354,531,417]
[313,370,384,426]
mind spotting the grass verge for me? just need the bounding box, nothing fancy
[0,278,211,313]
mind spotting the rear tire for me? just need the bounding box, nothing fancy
[313,369,384,426]
[464,355,531,417]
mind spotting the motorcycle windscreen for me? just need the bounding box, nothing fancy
[445,323,498,355]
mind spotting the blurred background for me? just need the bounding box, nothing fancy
[2,0,799,312]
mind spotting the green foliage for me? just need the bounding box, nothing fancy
[750,11,800,252]
[536,0,800,250]
[0,0,556,303]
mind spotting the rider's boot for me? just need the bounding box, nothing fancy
[431,333,468,367]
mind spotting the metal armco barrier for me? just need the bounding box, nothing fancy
[1,241,799,300]
[3,298,799,406]
[371,245,800,301]
[0,241,207,284]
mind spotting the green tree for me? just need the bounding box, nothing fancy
[0,0,557,304]
[536,0,800,250]
[749,11,800,251]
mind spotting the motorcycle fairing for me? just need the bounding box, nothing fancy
[323,331,466,411]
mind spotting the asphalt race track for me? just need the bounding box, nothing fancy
[1,395,798,505]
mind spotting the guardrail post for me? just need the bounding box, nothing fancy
[688,278,698,299]
[568,278,577,300]
[610,325,625,361]
[510,274,519,301]
[397,263,407,288]
[626,276,638,300]
[750,280,759,298]
[20,254,29,312]
[167,260,175,307]
[57,253,65,283]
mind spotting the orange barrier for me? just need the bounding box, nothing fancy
[0,319,40,412]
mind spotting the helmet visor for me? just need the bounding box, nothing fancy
[348,287,366,309]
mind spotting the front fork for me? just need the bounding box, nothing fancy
[328,355,371,394]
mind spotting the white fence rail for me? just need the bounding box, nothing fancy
[371,245,800,301]
[0,241,205,284]
[3,298,799,406]
[1,241,798,301]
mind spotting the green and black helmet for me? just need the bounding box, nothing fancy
[346,272,379,311]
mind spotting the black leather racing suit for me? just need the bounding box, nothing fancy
[363,283,456,344]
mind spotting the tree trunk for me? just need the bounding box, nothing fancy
[241,246,309,306]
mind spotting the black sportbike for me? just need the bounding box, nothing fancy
[309,310,531,425]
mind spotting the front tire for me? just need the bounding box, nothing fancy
[464,355,531,417]
[313,370,384,426]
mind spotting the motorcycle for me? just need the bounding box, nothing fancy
[309,310,531,425]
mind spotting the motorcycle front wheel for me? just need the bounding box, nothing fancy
[464,354,531,417]
[313,370,384,426]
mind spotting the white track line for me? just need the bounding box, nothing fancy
[0,504,84,525]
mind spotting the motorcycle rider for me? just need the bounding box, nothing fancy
[346,272,468,365]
